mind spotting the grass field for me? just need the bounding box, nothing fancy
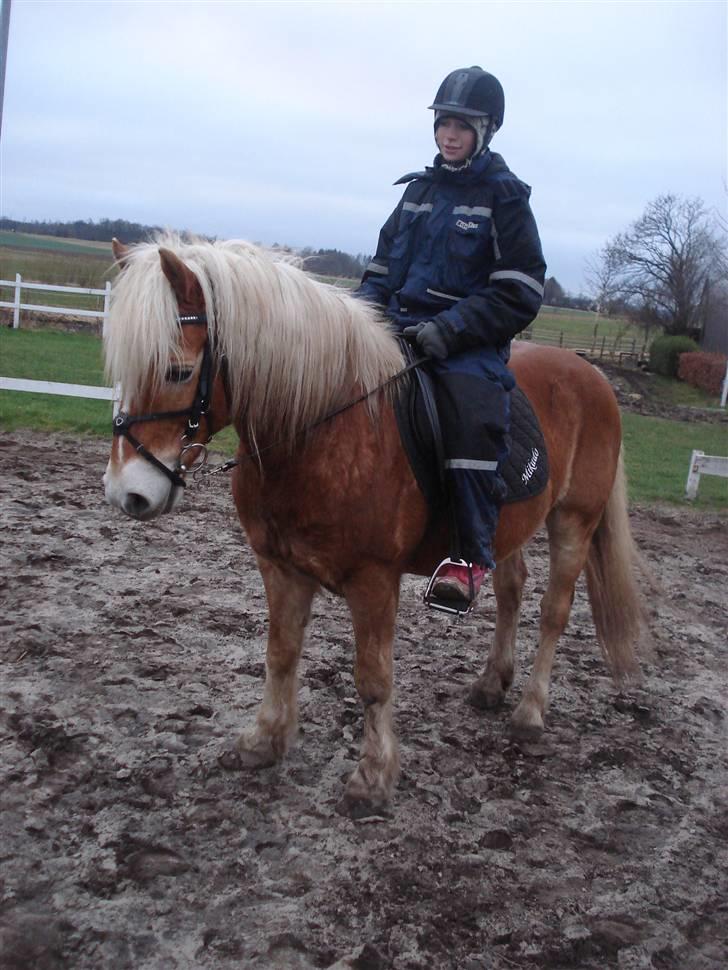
[0,231,112,256]
[1,327,725,509]
[0,329,110,434]
[1,234,115,313]
[621,412,727,506]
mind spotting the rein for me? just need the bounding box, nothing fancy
[199,350,428,479]
[113,313,427,487]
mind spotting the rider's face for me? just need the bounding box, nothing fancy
[435,117,476,163]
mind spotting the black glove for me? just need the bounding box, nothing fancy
[402,321,449,361]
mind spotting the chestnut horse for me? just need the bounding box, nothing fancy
[103,235,644,816]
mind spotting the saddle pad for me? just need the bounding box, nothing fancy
[502,386,550,505]
[393,357,549,510]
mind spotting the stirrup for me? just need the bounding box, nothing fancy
[424,558,477,616]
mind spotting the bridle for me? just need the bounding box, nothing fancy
[112,313,218,489]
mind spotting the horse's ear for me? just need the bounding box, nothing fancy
[111,237,130,268]
[159,247,195,303]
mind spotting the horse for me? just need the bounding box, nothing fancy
[103,234,645,817]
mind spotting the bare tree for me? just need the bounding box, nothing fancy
[593,194,725,336]
[584,244,622,315]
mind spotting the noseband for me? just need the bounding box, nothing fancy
[112,313,217,489]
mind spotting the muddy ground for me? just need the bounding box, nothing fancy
[1,425,726,970]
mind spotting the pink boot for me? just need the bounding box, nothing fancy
[431,562,487,603]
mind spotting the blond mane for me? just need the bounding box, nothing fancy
[104,233,403,442]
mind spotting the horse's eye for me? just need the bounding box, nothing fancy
[165,365,193,384]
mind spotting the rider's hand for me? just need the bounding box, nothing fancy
[402,321,449,361]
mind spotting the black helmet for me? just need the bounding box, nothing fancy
[429,66,505,128]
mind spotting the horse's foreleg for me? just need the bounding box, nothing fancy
[339,568,400,817]
[469,550,527,709]
[511,512,593,738]
[236,558,317,766]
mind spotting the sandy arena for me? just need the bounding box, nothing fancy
[1,426,726,970]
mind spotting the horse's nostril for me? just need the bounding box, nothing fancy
[123,492,151,519]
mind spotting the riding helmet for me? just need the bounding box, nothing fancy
[429,66,505,128]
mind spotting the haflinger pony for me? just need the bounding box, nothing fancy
[104,234,644,817]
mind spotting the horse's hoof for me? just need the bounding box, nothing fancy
[234,732,278,769]
[509,713,545,742]
[218,744,275,771]
[336,793,391,820]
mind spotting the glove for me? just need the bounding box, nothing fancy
[402,321,449,361]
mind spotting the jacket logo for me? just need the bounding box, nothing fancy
[522,448,539,483]
[456,219,479,231]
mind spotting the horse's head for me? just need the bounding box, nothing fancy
[103,240,230,520]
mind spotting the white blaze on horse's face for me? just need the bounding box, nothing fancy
[103,433,185,521]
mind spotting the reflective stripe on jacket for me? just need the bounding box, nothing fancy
[356,151,547,356]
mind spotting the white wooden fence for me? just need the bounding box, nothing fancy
[0,274,111,330]
[685,450,728,500]
[1,274,118,407]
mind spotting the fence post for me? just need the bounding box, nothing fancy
[102,280,111,337]
[721,362,728,409]
[685,450,703,500]
[13,273,21,328]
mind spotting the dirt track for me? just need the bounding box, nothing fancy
[1,430,727,970]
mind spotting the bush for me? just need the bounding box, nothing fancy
[649,335,699,377]
[678,351,727,397]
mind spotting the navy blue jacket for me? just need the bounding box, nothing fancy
[357,151,546,357]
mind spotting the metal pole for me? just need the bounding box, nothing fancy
[0,0,12,144]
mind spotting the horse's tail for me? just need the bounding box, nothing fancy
[584,447,646,683]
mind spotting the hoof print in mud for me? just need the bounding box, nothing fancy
[335,795,392,821]
[467,682,506,711]
[509,721,545,743]
[217,747,245,771]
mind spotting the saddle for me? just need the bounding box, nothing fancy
[393,340,549,512]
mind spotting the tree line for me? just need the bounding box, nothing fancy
[0,218,372,279]
[0,216,164,244]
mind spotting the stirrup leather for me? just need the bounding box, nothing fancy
[424,558,477,616]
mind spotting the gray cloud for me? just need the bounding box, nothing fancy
[1,0,725,292]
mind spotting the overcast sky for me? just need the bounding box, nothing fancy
[1,0,725,292]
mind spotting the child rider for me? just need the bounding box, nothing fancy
[356,66,546,609]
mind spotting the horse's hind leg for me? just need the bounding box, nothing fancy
[511,509,594,738]
[469,549,528,709]
[339,566,400,818]
[236,557,317,766]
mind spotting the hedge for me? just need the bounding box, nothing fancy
[649,335,699,377]
[678,351,727,396]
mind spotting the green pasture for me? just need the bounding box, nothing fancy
[0,230,112,257]
[1,328,725,509]
[1,237,115,312]
[0,329,110,434]
[621,412,727,506]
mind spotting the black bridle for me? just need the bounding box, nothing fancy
[112,313,216,489]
